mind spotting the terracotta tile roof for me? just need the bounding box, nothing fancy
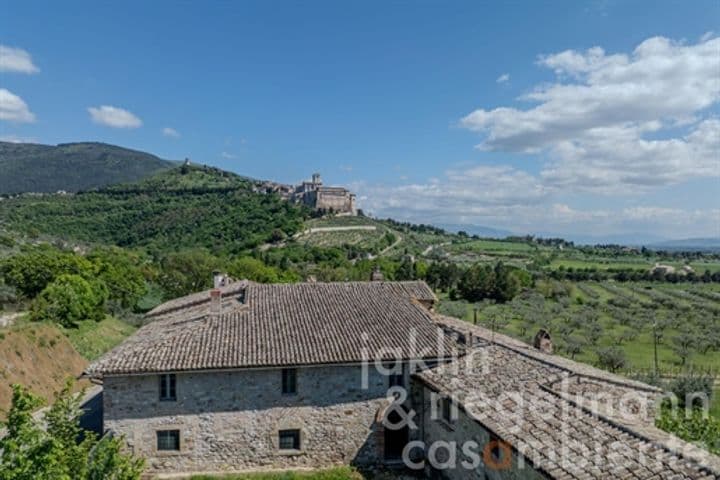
[417,315,720,480]
[85,281,449,376]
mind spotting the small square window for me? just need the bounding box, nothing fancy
[282,368,297,395]
[278,429,300,450]
[156,430,180,451]
[159,374,176,401]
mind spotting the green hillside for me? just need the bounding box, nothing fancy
[0,141,175,194]
[0,164,307,253]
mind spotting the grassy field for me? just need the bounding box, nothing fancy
[438,280,720,373]
[61,316,137,360]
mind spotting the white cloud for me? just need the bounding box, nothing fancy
[0,45,39,73]
[221,151,236,159]
[88,105,142,128]
[0,88,35,122]
[496,73,510,83]
[358,164,547,220]
[358,170,719,237]
[461,35,720,192]
[162,127,180,138]
[0,134,37,143]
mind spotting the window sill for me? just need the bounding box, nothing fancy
[155,449,183,457]
[278,449,304,456]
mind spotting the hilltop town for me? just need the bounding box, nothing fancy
[257,173,357,216]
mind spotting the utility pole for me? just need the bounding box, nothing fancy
[652,321,659,377]
[473,307,478,325]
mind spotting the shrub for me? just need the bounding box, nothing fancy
[595,346,627,373]
[30,274,108,328]
[667,373,714,408]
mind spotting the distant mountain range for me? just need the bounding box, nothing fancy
[0,141,175,194]
[647,237,720,251]
[441,223,720,251]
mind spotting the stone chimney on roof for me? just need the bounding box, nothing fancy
[370,266,384,282]
[533,329,553,354]
[210,289,222,315]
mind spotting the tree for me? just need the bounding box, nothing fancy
[157,249,220,298]
[671,327,698,366]
[562,335,586,360]
[1,246,94,298]
[31,274,107,328]
[395,257,416,281]
[228,257,298,283]
[493,263,522,302]
[585,322,604,346]
[0,382,145,479]
[457,263,496,302]
[87,248,147,311]
[596,346,627,373]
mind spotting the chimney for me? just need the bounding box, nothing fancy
[370,266,384,282]
[210,289,222,315]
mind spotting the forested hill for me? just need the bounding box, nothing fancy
[0,164,307,253]
[0,141,175,194]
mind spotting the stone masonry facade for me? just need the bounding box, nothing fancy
[413,384,546,480]
[103,364,398,474]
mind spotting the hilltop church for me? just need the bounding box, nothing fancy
[291,173,357,215]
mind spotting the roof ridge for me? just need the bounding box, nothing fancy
[539,382,720,477]
[433,314,658,392]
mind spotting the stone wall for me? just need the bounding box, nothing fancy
[414,384,546,480]
[316,190,356,215]
[103,364,396,475]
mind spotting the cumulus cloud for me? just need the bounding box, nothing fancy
[88,105,142,128]
[358,164,548,222]
[496,73,510,83]
[359,35,720,237]
[0,45,39,73]
[358,170,719,237]
[0,88,35,122]
[461,35,720,192]
[162,127,180,138]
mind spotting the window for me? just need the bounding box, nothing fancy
[388,365,404,388]
[281,368,297,395]
[490,433,502,460]
[156,430,180,451]
[159,374,176,401]
[441,397,453,423]
[278,429,301,450]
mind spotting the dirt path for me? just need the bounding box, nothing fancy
[421,241,451,256]
[294,225,378,239]
[366,234,403,260]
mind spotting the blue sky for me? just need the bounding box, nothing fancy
[1,0,719,240]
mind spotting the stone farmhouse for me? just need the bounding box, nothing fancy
[84,280,720,479]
